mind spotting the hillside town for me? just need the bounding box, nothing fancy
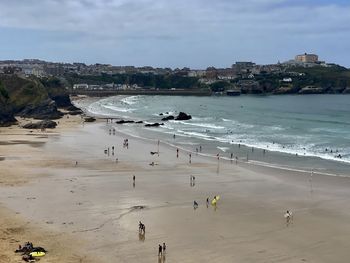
[0,53,349,95]
[0,53,331,79]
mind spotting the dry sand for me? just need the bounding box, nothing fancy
[1,114,350,262]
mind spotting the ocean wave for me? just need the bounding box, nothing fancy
[192,116,213,121]
[176,121,225,130]
[217,146,230,153]
[177,130,216,141]
[103,105,135,113]
[120,96,140,105]
[227,139,350,164]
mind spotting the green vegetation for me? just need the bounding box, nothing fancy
[0,81,9,101]
[40,77,68,97]
[209,81,232,92]
[291,66,350,90]
[0,75,49,112]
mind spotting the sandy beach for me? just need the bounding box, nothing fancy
[1,113,350,263]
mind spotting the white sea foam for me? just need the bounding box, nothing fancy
[103,105,135,113]
[217,146,230,153]
[176,121,225,130]
[120,96,140,105]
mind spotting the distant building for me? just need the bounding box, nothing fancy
[282,77,292,82]
[205,67,218,79]
[295,53,318,63]
[73,84,89,90]
[188,70,206,78]
[232,62,256,74]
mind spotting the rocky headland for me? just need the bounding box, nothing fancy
[0,75,80,127]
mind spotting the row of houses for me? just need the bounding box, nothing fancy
[72,83,141,90]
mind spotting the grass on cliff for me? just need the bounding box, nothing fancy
[0,75,49,111]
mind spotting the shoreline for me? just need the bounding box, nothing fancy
[110,125,350,179]
[1,106,350,262]
[73,95,350,175]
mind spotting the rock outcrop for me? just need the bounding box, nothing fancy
[145,122,164,127]
[161,115,175,121]
[23,120,57,129]
[175,112,192,121]
[51,94,73,108]
[18,99,64,120]
[84,117,96,122]
[0,111,17,127]
[116,120,135,124]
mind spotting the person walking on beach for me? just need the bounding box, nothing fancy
[158,244,163,256]
[162,243,166,254]
[206,197,209,207]
[199,145,202,152]
[285,210,293,225]
[139,221,142,231]
[176,148,179,158]
[189,153,192,164]
[193,200,198,209]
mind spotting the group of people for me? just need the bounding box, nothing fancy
[109,128,116,135]
[104,146,115,156]
[123,139,129,149]
[193,196,219,209]
[190,175,196,187]
[158,243,166,256]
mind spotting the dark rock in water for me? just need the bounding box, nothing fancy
[175,112,192,121]
[145,122,164,127]
[23,120,57,129]
[51,94,73,108]
[159,113,163,116]
[84,116,96,122]
[0,111,17,127]
[161,115,175,121]
[135,121,143,124]
[18,99,63,120]
[116,119,135,124]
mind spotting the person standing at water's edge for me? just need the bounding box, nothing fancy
[162,243,166,254]
[158,244,162,256]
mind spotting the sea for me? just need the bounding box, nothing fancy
[75,94,350,176]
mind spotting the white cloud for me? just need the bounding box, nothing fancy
[0,0,349,66]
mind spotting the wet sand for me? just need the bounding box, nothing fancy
[1,115,350,262]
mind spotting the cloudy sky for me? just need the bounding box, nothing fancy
[0,0,349,68]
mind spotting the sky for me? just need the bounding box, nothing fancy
[0,0,349,68]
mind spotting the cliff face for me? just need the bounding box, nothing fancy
[0,75,69,126]
[0,82,17,126]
